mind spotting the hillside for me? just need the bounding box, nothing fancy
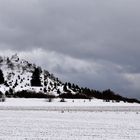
[0,54,139,103]
[0,54,65,96]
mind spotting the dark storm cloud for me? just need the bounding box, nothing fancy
[0,0,140,98]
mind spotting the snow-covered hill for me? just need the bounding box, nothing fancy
[0,54,72,96]
[0,54,139,104]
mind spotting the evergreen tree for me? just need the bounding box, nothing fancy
[0,69,4,84]
[68,82,71,89]
[63,82,68,92]
[75,85,80,90]
[31,67,42,87]
[44,88,47,93]
[72,83,76,92]
[72,83,75,89]
[57,89,61,94]
[9,88,14,97]
[4,81,9,87]
[44,81,47,86]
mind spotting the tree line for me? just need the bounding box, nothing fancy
[0,68,140,103]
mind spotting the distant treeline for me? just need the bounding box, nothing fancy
[60,87,140,104]
[3,88,140,104]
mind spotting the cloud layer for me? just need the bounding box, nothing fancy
[0,0,140,99]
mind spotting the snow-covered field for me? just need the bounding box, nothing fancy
[0,98,140,140]
[0,98,139,112]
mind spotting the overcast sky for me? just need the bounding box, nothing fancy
[0,0,140,99]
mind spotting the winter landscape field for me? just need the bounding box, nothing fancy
[0,98,139,140]
[1,0,140,139]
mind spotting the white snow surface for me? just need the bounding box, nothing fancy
[0,98,140,107]
[0,98,140,140]
[0,98,140,112]
[0,110,139,140]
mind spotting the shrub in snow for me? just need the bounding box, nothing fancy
[1,96,6,102]
[57,89,61,94]
[5,88,14,97]
[46,98,53,102]
[0,92,6,102]
[61,110,64,113]
[116,100,120,103]
[60,98,66,102]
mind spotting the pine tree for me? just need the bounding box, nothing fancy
[0,69,4,84]
[63,82,68,92]
[72,83,76,92]
[68,82,71,89]
[57,89,61,94]
[31,67,42,87]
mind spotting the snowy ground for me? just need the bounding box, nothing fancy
[0,98,140,140]
[0,98,139,112]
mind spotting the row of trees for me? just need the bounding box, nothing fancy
[0,68,140,103]
[61,82,140,103]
